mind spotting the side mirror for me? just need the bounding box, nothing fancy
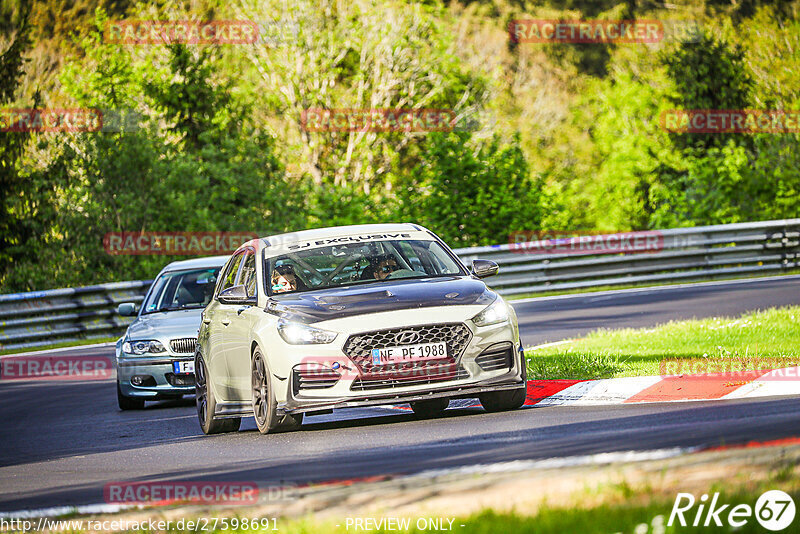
[471,259,499,279]
[218,285,256,305]
[118,302,138,316]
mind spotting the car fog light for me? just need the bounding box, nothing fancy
[131,375,154,386]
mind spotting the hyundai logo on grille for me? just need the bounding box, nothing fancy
[394,330,420,345]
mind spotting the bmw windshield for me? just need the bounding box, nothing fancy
[141,268,221,314]
[266,239,466,295]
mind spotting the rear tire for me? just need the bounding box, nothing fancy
[196,353,241,434]
[410,398,449,418]
[117,382,145,411]
[479,388,526,412]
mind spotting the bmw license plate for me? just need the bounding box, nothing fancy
[173,360,195,375]
[371,342,447,365]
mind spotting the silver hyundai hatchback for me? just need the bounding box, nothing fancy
[115,256,228,410]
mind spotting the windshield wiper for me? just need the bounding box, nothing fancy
[154,304,205,312]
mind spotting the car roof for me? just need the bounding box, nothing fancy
[160,255,230,272]
[261,223,427,247]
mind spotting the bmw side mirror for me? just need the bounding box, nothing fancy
[471,259,499,278]
[117,302,138,316]
[218,285,256,305]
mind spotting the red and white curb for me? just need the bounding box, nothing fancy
[396,367,800,411]
[459,367,800,408]
[528,367,800,406]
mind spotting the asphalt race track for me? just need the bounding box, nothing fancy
[1,275,800,513]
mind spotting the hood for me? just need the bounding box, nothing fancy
[266,276,495,323]
[126,308,205,340]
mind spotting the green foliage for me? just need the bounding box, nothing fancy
[1,8,303,291]
[399,132,543,247]
[663,33,754,151]
[4,1,800,291]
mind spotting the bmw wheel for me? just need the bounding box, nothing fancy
[117,381,145,411]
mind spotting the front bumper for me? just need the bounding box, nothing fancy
[214,373,525,418]
[116,355,195,399]
[214,341,526,418]
[283,372,525,415]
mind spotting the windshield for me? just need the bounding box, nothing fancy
[266,239,466,295]
[142,268,221,314]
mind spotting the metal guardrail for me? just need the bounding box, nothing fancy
[1,219,798,351]
[0,281,152,351]
[459,219,800,295]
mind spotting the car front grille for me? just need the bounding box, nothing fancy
[475,342,515,371]
[343,323,472,391]
[170,337,197,354]
[343,323,472,369]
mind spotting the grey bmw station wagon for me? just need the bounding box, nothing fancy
[115,256,228,410]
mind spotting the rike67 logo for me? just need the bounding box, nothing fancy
[668,490,796,531]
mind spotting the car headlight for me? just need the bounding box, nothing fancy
[277,319,338,345]
[472,298,510,327]
[122,339,167,355]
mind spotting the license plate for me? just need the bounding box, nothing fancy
[371,342,448,365]
[173,360,195,374]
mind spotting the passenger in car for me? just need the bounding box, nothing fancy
[271,265,306,293]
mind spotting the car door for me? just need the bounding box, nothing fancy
[223,247,261,401]
[205,251,245,400]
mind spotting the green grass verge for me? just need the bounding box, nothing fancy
[426,488,800,534]
[0,336,119,356]
[526,306,800,380]
[143,474,800,534]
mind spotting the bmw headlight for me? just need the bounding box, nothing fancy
[122,339,167,355]
[277,319,338,345]
[472,298,510,327]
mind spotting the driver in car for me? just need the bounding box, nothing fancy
[372,255,399,281]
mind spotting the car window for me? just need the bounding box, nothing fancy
[218,252,244,295]
[266,239,465,295]
[141,268,221,314]
[240,250,257,297]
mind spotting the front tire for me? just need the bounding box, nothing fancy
[117,382,145,411]
[479,387,526,412]
[410,398,449,418]
[196,353,241,435]
[252,348,303,434]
